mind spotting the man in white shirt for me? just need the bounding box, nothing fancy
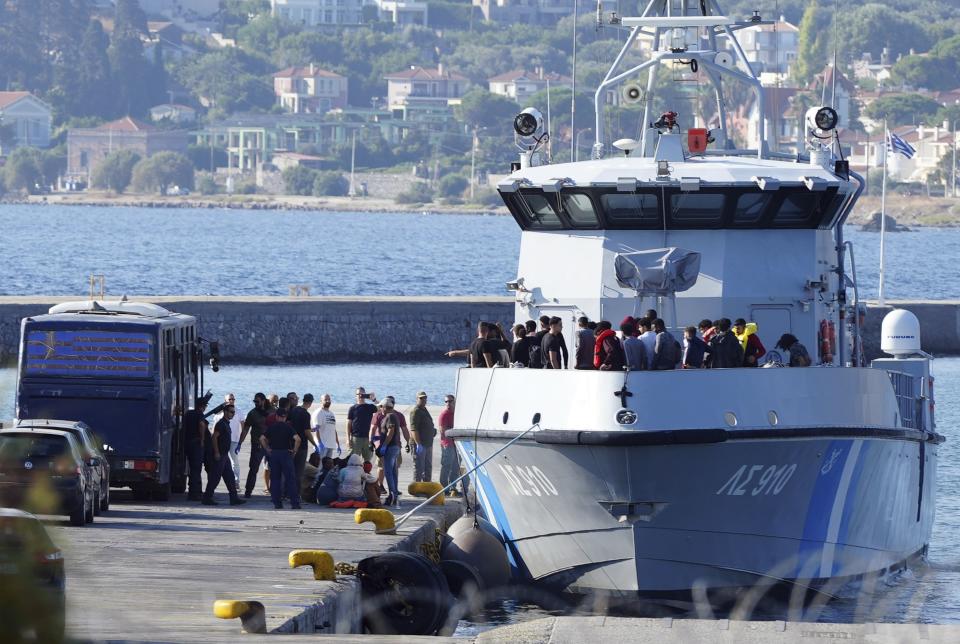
[311,393,340,459]
[637,318,657,370]
[212,393,243,480]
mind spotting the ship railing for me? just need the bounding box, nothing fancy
[887,370,923,430]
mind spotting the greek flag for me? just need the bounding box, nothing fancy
[887,131,916,159]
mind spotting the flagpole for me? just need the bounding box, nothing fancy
[878,120,888,306]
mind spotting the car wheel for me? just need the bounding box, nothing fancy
[69,493,86,527]
[94,488,102,516]
[85,493,95,524]
[102,484,110,512]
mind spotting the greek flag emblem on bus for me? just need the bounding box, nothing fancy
[887,131,916,159]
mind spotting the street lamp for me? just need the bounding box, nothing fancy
[952,120,958,198]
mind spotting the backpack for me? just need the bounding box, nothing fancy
[528,334,544,368]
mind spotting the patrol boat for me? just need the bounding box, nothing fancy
[448,0,943,603]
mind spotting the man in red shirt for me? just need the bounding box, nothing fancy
[437,395,464,497]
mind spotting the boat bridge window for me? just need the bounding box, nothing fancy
[502,185,845,231]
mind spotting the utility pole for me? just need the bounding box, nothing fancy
[953,120,958,198]
[470,125,478,199]
[348,130,357,197]
[570,0,578,162]
[546,78,552,162]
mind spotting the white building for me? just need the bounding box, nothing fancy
[149,103,198,124]
[734,16,798,76]
[271,0,364,27]
[273,65,349,113]
[0,92,52,154]
[137,1,220,19]
[488,69,570,105]
[374,0,428,25]
[851,125,960,184]
[384,65,470,118]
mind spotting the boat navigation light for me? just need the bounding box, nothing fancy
[805,106,839,135]
[513,107,544,138]
[612,138,640,156]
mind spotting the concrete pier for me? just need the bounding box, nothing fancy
[1,296,958,365]
[51,406,463,641]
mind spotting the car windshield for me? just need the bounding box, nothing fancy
[0,435,70,461]
[0,516,54,553]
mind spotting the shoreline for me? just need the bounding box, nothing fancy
[2,192,510,217]
[2,191,958,226]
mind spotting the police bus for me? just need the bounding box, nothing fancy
[16,300,209,500]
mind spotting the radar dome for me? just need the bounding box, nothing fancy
[881,309,921,357]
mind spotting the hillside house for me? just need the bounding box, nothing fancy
[488,69,569,105]
[0,92,52,154]
[274,65,348,113]
[385,66,470,120]
[270,0,364,27]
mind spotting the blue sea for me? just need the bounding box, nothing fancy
[0,204,956,300]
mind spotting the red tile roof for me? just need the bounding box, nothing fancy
[274,66,344,79]
[488,69,571,83]
[0,91,32,109]
[384,66,468,82]
[95,116,156,132]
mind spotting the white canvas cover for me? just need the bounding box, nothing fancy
[614,247,701,296]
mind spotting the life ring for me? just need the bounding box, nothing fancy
[357,551,451,635]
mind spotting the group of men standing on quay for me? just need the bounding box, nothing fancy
[181,388,462,509]
[451,310,811,371]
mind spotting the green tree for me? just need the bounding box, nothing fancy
[793,0,830,85]
[437,173,468,198]
[115,0,148,35]
[74,20,114,118]
[863,94,942,127]
[834,5,931,68]
[110,8,154,117]
[131,152,195,194]
[282,165,317,195]
[395,181,433,204]
[2,148,43,194]
[175,49,275,114]
[91,149,141,193]
[237,15,296,54]
[457,89,520,129]
[891,55,955,92]
[312,171,349,196]
[187,144,229,171]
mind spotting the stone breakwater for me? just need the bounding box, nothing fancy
[0,296,957,365]
[0,296,515,365]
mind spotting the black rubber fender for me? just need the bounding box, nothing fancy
[357,551,452,635]
[440,559,484,598]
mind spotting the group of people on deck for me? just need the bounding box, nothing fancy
[448,310,811,372]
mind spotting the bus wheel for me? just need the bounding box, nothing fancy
[171,474,186,495]
[153,482,171,502]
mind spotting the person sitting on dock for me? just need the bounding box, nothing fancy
[652,319,681,370]
[733,319,766,367]
[313,457,340,506]
[682,326,708,368]
[621,321,647,370]
[330,454,377,508]
[775,333,812,367]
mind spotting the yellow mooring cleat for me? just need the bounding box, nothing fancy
[408,481,445,504]
[355,508,397,534]
[213,599,266,634]
[288,549,335,580]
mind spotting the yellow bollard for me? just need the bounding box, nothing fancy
[213,599,266,634]
[288,549,335,581]
[355,508,397,534]
[408,481,445,504]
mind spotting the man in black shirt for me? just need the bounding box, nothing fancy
[287,392,317,489]
[181,397,208,500]
[260,407,301,509]
[237,392,269,498]
[202,405,246,506]
[529,315,551,368]
[542,316,569,369]
[347,386,378,461]
[467,321,491,368]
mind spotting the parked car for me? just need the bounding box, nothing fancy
[15,420,110,514]
[0,508,66,641]
[0,429,97,526]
